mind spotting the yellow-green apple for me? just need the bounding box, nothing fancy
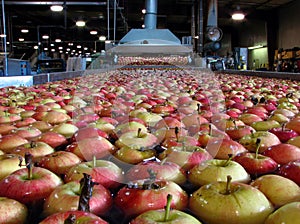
[0,134,28,153]
[115,121,148,135]
[12,141,54,161]
[38,131,68,148]
[51,123,79,139]
[43,181,112,217]
[273,108,295,118]
[269,113,290,124]
[64,159,124,189]
[126,160,187,186]
[155,127,188,144]
[0,166,63,204]
[130,194,201,224]
[42,111,71,125]
[264,202,300,224]
[39,211,108,224]
[37,151,82,175]
[277,160,300,186]
[0,154,23,180]
[115,128,158,149]
[262,143,300,165]
[189,176,274,224]
[251,174,300,208]
[114,179,188,219]
[89,120,115,135]
[158,146,213,171]
[0,197,28,224]
[197,124,230,147]
[188,158,250,187]
[66,136,115,161]
[239,131,281,153]
[0,113,21,124]
[114,146,156,165]
[288,136,300,148]
[251,120,281,131]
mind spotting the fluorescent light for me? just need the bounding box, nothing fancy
[248,45,264,50]
[90,30,98,35]
[42,35,49,39]
[142,9,146,14]
[55,39,61,43]
[0,34,6,38]
[33,46,38,49]
[232,12,245,20]
[18,38,24,42]
[21,29,29,33]
[99,36,106,41]
[51,49,55,52]
[77,45,82,49]
[76,20,86,27]
[44,47,48,51]
[51,5,63,12]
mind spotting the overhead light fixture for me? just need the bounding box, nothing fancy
[33,46,38,49]
[55,39,61,43]
[50,5,63,12]
[0,34,6,38]
[21,29,29,33]
[90,30,98,35]
[99,36,106,41]
[248,45,265,50]
[142,9,146,14]
[18,38,24,42]
[232,6,245,21]
[76,20,86,27]
[42,35,49,39]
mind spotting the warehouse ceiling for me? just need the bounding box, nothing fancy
[0,0,296,58]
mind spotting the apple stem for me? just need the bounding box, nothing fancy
[175,127,179,142]
[137,128,142,138]
[209,123,212,136]
[30,141,37,148]
[255,138,261,159]
[282,123,286,131]
[64,214,76,224]
[92,156,96,168]
[223,154,233,167]
[22,153,34,180]
[78,173,99,212]
[233,120,237,130]
[164,194,173,222]
[197,103,201,114]
[225,175,232,195]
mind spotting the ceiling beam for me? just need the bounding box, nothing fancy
[4,1,107,6]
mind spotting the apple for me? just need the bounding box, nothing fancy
[239,131,281,153]
[0,197,28,224]
[114,146,156,165]
[30,121,53,132]
[15,117,36,128]
[114,179,188,219]
[72,126,109,141]
[66,136,115,161]
[251,174,300,208]
[43,180,113,217]
[0,134,28,153]
[188,157,251,187]
[37,151,82,175]
[41,110,70,125]
[197,124,230,147]
[277,160,300,186]
[269,113,290,124]
[0,154,23,180]
[206,138,247,159]
[64,159,124,189]
[0,124,16,135]
[189,175,274,224]
[130,194,201,224]
[225,125,255,140]
[238,113,263,126]
[251,120,281,131]
[0,154,63,204]
[12,141,54,161]
[262,143,300,165]
[288,136,300,148]
[286,118,300,134]
[39,211,109,224]
[115,128,158,149]
[126,160,187,186]
[233,139,278,176]
[269,125,299,143]
[264,202,300,224]
[159,145,213,171]
[12,126,42,140]
[38,131,68,148]
[51,123,79,139]
[115,121,148,135]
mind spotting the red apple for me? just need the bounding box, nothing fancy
[38,131,68,148]
[0,134,28,153]
[278,160,300,186]
[263,143,300,165]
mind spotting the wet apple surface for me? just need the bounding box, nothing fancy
[0,63,300,223]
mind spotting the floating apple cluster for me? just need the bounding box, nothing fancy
[0,67,300,223]
[117,56,189,66]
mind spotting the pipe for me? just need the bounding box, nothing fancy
[113,0,116,43]
[197,0,204,55]
[2,0,8,76]
[207,0,218,27]
[191,3,196,52]
[144,0,157,29]
[107,0,110,40]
